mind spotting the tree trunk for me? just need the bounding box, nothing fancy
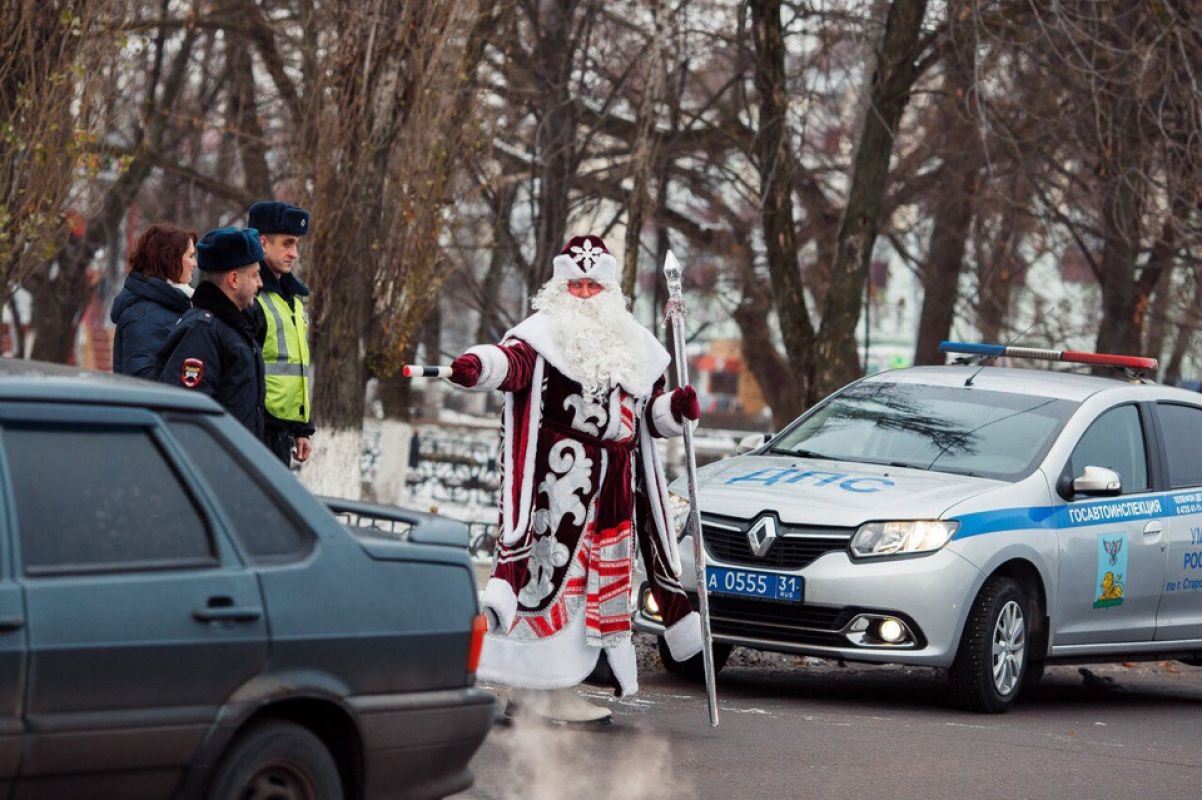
[813,0,928,401]
[748,0,815,397]
[1137,208,1184,372]
[913,11,979,365]
[377,339,418,421]
[975,176,1031,343]
[621,2,663,298]
[477,180,517,343]
[529,0,578,293]
[1092,168,1144,358]
[1164,273,1202,386]
[229,41,273,199]
[732,239,802,430]
[25,24,196,362]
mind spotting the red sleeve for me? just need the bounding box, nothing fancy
[498,339,538,392]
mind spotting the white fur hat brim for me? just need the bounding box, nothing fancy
[553,252,618,282]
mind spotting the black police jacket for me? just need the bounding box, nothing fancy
[155,281,265,438]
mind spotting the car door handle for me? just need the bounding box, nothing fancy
[193,605,262,623]
[0,616,24,632]
[1142,520,1163,539]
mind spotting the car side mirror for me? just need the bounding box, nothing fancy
[1072,465,1122,497]
[736,433,766,454]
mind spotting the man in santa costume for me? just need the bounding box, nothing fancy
[447,234,703,726]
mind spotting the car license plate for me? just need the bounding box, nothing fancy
[705,566,803,602]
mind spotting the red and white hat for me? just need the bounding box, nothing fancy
[552,235,618,282]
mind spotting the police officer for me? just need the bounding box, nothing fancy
[156,227,266,438]
[247,201,314,466]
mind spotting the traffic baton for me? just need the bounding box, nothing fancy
[401,365,452,379]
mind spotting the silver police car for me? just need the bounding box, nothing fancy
[634,344,1202,712]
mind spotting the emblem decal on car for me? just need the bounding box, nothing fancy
[746,515,778,557]
[1094,533,1127,608]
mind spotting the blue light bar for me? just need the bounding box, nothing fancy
[940,342,1006,357]
[938,341,1157,371]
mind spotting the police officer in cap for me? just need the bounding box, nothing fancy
[156,227,266,438]
[247,201,315,466]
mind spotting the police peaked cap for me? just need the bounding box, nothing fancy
[196,226,266,272]
[248,201,310,237]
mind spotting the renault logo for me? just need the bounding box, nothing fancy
[746,516,778,557]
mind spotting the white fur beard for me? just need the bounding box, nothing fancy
[531,279,648,397]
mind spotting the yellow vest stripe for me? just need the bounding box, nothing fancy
[260,294,290,362]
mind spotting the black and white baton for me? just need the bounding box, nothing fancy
[401,365,452,379]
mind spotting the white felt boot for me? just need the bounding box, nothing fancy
[511,687,613,726]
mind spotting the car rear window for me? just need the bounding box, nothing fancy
[769,382,1077,481]
[1156,402,1202,488]
[168,419,314,562]
[4,425,215,573]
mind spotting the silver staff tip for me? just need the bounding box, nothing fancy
[663,250,682,280]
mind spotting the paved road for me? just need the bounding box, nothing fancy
[457,650,1202,800]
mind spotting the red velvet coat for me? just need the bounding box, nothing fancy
[469,312,701,694]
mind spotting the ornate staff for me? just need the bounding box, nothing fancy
[663,250,720,728]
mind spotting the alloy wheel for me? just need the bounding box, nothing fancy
[991,599,1026,695]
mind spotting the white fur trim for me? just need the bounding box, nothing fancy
[482,578,519,632]
[651,392,684,437]
[477,605,603,690]
[605,637,639,696]
[465,345,508,391]
[553,254,586,280]
[500,355,545,546]
[639,420,682,575]
[505,312,669,397]
[664,611,703,661]
[552,251,618,282]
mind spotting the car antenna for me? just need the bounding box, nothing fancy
[962,322,1038,387]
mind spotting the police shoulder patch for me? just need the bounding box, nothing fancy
[181,358,204,388]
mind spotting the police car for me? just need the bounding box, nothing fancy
[634,342,1202,712]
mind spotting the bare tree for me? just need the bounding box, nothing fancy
[0,0,117,306]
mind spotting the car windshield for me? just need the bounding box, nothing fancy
[769,381,1077,481]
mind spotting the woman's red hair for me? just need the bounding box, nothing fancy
[128,223,197,282]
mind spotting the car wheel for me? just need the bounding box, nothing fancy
[657,636,731,681]
[207,720,343,800]
[949,575,1029,713]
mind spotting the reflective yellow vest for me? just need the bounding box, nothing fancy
[257,291,310,423]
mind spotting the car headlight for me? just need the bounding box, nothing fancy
[849,520,959,558]
[667,491,691,540]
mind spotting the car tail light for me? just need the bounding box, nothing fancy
[466,613,486,674]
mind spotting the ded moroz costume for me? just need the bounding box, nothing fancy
[446,235,702,725]
[156,227,266,438]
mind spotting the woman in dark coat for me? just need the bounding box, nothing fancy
[110,224,197,378]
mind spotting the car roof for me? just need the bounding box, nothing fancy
[0,358,222,412]
[863,365,1183,403]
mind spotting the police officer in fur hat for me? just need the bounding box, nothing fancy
[246,201,315,466]
[156,227,266,437]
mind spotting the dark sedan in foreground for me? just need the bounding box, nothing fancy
[0,359,492,799]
